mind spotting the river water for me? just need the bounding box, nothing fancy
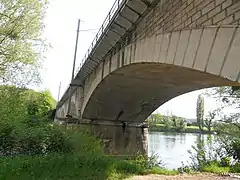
[148,132,212,169]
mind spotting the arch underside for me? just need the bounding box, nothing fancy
[82,63,240,123]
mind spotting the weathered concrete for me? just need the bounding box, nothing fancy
[56,0,240,156]
[90,121,148,155]
[82,27,240,123]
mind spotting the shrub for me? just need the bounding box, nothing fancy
[162,116,172,130]
[226,138,240,162]
[220,157,231,167]
[177,162,191,173]
[66,127,103,155]
[0,121,20,156]
[201,164,230,174]
[230,162,240,173]
[0,121,72,156]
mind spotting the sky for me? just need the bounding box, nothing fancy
[40,0,220,119]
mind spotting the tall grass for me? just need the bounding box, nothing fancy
[0,124,178,179]
[0,153,147,180]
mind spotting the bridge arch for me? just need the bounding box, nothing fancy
[82,26,240,123]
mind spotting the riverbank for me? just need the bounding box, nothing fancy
[0,153,179,179]
[4,153,239,180]
[1,122,237,179]
[1,133,239,179]
[149,124,213,134]
[0,125,178,180]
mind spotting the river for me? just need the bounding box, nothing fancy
[148,132,214,169]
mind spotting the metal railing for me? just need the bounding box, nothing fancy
[74,0,125,77]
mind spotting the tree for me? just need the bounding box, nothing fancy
[172,115,177,128]
[171,115,186,132]
[204,110,217,133]
[205,86,240,162]
[162,115,172,130]
[0,85,28,121]
[196,94,204,131]
[154,114,163,124]
[0,85,56,123]
[204,86,240,133]
[0,0,49,86]
[25,89,56,123]
[147,113,163,125]
[178,117,186,132]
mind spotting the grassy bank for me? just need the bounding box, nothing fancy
[0,124,238,179]
[0,153,179,180]
[0,125,178,180]
[149,124,213,134]
[0,153,142,180]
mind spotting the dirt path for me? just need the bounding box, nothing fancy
[126,173,240,180]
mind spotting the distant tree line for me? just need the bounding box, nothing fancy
[147,113,186,132]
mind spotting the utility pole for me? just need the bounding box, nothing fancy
[66,19,81,128]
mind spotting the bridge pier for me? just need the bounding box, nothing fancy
[90,120,148,156]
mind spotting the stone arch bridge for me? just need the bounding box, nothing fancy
[55,0,240,155]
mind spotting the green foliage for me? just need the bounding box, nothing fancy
[162,115,172,130]
[196,94,204,131]
[204,111,217,133]
[188,137,208,170]
[0,121,71,156]
[147,114,163,125]
[127,153,165,170]
[205,86,239,135]
[0,120,106,157]
[66,127,103,154]
[0,85,56,123]
[0,152,178,180]
[187,135,228,171]
[178,162,191,173]
[144,167,178,175]
[0,153,137,180]
[0,86,28,121]
[172,115,178,127]
[201,163,230,174]
[205,86,240,164]
[225,137,240,162]
[172,116,186,132]
[230,162,240,173]
[0,126,179,180]
[207,86,240,105]
[220,157,231,167]
[214,122,238,135]
[26,89,56,119]
[0,0,49,85]
[185,134,240,174]
[148,114,187,133]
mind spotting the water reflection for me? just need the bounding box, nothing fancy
[148,132,212,169]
